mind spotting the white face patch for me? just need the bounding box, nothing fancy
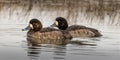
[29,24,33,29]
[55,21,58,26]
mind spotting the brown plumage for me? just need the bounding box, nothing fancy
[22,19,72,45]
[51,17,102,37]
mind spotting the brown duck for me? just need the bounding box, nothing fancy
[51,17,102,37]
[22,19,72,45]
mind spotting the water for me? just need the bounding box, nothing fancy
[0,24,120,60]
[0,0,120,60]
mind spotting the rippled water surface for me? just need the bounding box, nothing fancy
[0,24,120,60]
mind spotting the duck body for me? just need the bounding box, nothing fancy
[27,27,71,45]
[23,19,72,45]
[51,17,102,37]
[67,25,102,37]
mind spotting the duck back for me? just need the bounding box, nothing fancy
[66,25,102,37]
[67,25,86,31]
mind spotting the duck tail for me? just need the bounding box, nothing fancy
[94,32,102,37]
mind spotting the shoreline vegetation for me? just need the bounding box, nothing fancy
[0,0,120,25]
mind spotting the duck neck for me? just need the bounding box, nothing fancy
[58,24,68,30]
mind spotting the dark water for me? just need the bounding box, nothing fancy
[0,24,120,60]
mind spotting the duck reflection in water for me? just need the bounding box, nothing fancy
[26,40,97,60]
[26,43,67,60]
[27,45,41,59]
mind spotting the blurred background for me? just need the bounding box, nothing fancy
[0,0,120,25]
[0,0,119,32]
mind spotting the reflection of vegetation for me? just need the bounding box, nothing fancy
[0,0,120,25]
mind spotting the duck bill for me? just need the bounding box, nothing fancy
[50,23,57,27]
[22,26,30,31]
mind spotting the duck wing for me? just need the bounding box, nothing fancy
[67,25,102,37]
[84,27,102,37]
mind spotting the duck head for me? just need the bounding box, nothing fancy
[51,17,68,30]
[22,19,42,31]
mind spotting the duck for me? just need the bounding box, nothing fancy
[50,17,102,37]
[22,19,72,45]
